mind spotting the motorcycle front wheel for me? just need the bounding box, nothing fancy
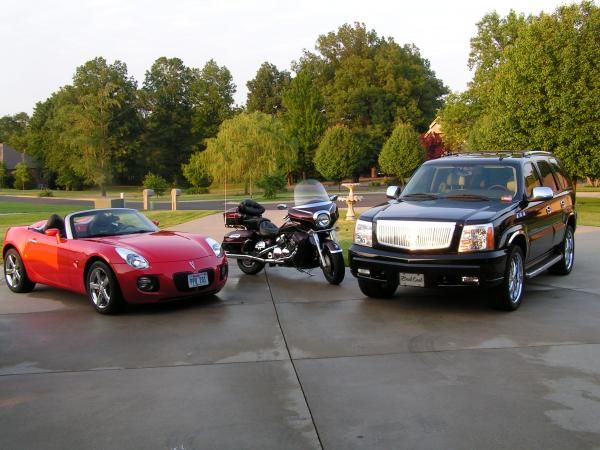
[237,256,265,275]
[321,247,345,285]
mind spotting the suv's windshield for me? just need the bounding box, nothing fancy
[401,163,519,201]
[294,179,332,207]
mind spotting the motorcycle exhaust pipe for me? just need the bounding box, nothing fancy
[225,251,296,264]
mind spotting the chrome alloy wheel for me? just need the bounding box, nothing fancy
[89,266,112,309]
[507,251,524,303]
[5,253,22,288]
[564,228,574,271]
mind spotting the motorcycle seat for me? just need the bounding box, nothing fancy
[238,199,265,216]
[259,220,279,238]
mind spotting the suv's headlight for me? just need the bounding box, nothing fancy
[459,224,494,252]
[354,220,373,247]
[115,247,149,269]
[206,237,223,257]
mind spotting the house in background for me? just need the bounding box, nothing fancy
[0,143,42,186]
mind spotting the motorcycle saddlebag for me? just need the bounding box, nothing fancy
[239,199,265,216]
[222,229,254,253]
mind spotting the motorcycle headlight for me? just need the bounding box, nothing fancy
[459,223,494,252]
[316,213,331,228]
[115,247,149,269]
[206,237,223,257]
[354,220,373,247]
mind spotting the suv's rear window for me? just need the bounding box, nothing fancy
[402,163,518,201]
[549,158,571,190]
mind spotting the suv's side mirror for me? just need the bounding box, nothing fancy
[530,186,553,201]
[386,185,401,199]
[277,204,288,210]
[329,195,338,202]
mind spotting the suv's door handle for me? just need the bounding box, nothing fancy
[546,206,552,215]
[560,200,566,208]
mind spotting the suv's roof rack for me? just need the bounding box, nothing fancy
[441,150,553,159]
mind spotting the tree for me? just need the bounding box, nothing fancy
[246,62,291,114]
[0,112,29,148]
[437,91,482,152]
[282,70,326,179]
[314,125,364,181]
[191,59,237,141]
[0,161,6,188]
[378,122,423,183]
[142,57,197,182]
[59,57,141,195]
[143,172,169,196]
[471,2,600,179]
[13,162,30,190]
[184,112,296,194]
[420,132,446,160]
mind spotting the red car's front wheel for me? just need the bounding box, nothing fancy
[87,261,123,314]
[4,248,36,293]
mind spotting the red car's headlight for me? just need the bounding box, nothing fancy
[115,247,149,269]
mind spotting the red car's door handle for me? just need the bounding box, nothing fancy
[28,238,38,244]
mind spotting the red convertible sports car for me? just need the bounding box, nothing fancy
[2,208,228,314]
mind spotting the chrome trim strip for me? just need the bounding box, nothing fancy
[526,255,562,279]
[294,201,333,209]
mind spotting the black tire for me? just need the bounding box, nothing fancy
[492,246,525,311]
[358,277,398,298]
[3,248,36,293]
[86,261,123,314]
[236,257,265,275]
[321,248,345,285]
[549,225,575,275]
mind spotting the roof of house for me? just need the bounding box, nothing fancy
[0,143,38,169]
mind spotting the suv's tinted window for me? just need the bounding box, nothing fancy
[535,160,558,192]
[549,158,571,190]
[523,163,542,197]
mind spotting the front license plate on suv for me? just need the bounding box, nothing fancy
[188,272,209,288]
[400,272,425,287]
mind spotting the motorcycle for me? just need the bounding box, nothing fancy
[221,179,345,285]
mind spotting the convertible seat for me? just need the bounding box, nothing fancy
[44,214,66,237]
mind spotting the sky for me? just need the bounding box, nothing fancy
[0,0,568,117]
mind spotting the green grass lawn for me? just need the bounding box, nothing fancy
[0,200,216,246]
[577,198,600,227]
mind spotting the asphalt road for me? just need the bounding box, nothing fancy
[1,227,599,449]
[1,192,389,211]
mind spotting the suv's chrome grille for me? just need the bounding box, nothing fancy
[376,220,456,250]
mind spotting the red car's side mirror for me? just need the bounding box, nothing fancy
[152,220,160,227]
[44,228,59,237]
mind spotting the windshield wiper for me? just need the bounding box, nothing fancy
[400,193,438,200]
[442,193,490,201]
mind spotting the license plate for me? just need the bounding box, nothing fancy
[399,272,425,287]
[188,272,209,288]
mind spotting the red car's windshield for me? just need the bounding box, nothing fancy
[70,209,158,239]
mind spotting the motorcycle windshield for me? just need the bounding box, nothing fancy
[294,179,332,208]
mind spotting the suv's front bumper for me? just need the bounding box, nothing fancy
[349,244,507,287]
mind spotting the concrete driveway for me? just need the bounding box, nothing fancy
[1,227,599,449]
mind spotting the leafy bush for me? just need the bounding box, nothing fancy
[257,172,287,199]
[37,188,54,197]
[13,162,31,190]
[143,172,169,196]
[185,186,210,195]
[379,123,424,184]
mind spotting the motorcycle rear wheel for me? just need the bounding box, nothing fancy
[237,257,265,275]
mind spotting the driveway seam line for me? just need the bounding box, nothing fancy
[264,267,325,450]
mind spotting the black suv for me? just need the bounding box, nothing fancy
[349,151,576,310]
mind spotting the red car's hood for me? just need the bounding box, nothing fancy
[90,231,211,262]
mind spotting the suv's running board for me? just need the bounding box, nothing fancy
[526,255,562,279]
